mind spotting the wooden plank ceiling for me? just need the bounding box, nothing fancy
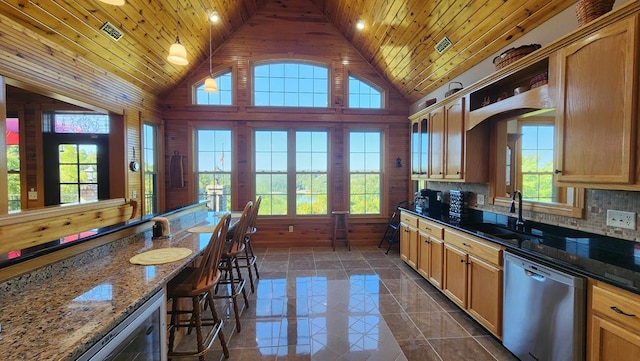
[0,0,575,103]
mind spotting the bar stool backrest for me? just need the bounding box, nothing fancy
[193,214,230,291]
[247,196,262,234]
[227,201,252,252]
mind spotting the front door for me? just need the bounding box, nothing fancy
[43,134,109,206]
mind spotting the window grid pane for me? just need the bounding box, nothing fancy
[194,72,233,105]
[196,129,232,211]
[348,75,382,109]
[296,131,328,215]
[349,131,382,214]
[521,124,555,202]
[254,63,328,107]
[256,131,288,215]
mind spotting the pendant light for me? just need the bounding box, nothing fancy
[167,0,188,65]
[204,21,218,93]
[99,0,125,5]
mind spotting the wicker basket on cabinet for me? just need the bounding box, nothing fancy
[493,44,541,70]
[576,0,615,26]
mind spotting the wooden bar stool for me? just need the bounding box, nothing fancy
[167,214,231,360]
[215,201,251,333]
[331,210,350,251]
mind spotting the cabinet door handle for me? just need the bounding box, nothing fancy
[424,240,430,244]
[462,242,471,247]
[554,169,562,174]
[611,306,636,317]
[460,259,465,263]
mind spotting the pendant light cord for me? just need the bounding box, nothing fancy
[174,0,180,42]
[209,23,213,77]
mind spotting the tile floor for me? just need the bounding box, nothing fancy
[179,245,518,361]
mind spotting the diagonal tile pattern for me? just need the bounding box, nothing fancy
[177,245,518,361]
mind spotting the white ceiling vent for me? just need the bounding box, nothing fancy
[100,22,124,41]
[435,36,452,54]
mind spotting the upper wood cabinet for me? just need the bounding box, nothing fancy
[429,98,464,180]
[555,15,639,186]
[410,118,429,179]
[410,95,488,183]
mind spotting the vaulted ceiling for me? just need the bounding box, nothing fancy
[0,0,575,103]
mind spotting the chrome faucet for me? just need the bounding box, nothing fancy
[509,190,525,231]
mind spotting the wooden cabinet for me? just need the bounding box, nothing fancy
[467,254,502,336]
[555,15,639,186]
[589,281,640,361]
[399,212,504,338]
[443,229,503,337]
[416,218,444,289]
[410,118,429,179]
[409,95,488,183]
[399,211,418,269]
[429,98,464,180]
[443,243,468,306]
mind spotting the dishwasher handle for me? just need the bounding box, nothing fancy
[525,269,546,282]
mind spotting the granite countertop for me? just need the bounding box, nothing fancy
[401,208,640,294]
[0,224,219,360]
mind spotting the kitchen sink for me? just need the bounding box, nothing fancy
[464,223,535,242]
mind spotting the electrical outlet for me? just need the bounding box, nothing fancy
[477,194,485,206]
[606,210,636,230]
[288,225,294,232]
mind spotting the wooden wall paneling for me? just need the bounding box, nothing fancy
[0,14,160,116]
[332,125,346,213]
[110,113,128,200]
[0,76,7,214]
[126,111,143,214]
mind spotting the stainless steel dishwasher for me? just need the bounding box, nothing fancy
[503,252,586,361]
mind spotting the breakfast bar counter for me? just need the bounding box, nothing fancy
[0,209,229,360]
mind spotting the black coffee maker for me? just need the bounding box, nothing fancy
[414,189,443,216]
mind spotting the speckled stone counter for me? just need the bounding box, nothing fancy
[0,210,223,360]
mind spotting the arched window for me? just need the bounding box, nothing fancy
[253,62,329,107]
[194,71,233,105]
[348,75,383,109]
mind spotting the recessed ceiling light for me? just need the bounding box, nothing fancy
[210,11,220,23]
[356,18,365,30]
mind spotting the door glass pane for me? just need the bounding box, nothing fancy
[60,184,79,203]
[60,165,79,182]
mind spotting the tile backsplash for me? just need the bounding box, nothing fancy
[426,182,640,243]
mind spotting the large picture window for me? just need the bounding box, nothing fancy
[255,129,329,216]
[349,131,382,215]
[196,129,232,211]
[253,62,329,107]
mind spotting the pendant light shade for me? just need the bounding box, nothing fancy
[99,0,125,5]
[167,0,188,65]
[167,40,188,65]
[204,77,218,92]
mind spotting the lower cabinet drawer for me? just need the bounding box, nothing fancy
[418,218,444,239]
[444,229,502,266]
[400,211,418,228]
[592,283,640,332]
